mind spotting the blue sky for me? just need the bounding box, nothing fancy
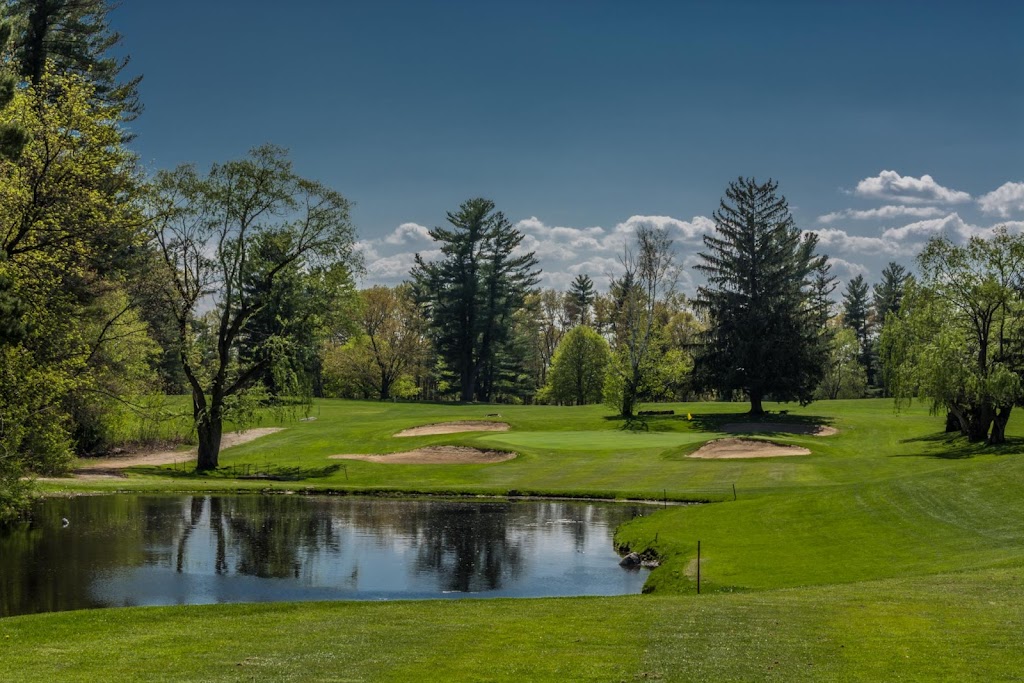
[110,1,1024,291]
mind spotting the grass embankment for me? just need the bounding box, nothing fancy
[10,398,1024,680]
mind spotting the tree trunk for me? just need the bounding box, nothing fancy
[749,389,764,416]
[196,413,223,471]
[990,405,1012,445]
[379,368,391,401]
[965,404,993,443]
[944,411,960,433]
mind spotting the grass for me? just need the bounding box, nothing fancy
[11,397,1024,680]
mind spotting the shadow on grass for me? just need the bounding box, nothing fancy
[895,432,1024,460]
[148,463,344,481]
[604,411,834,435]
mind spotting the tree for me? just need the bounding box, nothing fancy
[0,68,146,474]
[149,145,357,470]
[815,325,867,400]
[353,285,426,400]
[9,0,142,118]
[881,228,1024,444]
[411,198,539,402]
[693,177,830,415]
[543,325,610,405]
[873,262,911,321]
[237,231,356,399]
[841,274,873,387]
[566,273,595,326]
[605,226,679,417]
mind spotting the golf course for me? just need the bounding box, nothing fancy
[3,397,1023,681]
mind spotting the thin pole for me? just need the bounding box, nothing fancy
[697,540,701,594]
[733,483,737,501]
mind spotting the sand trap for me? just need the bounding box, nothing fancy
[394,421,510,437]
[73,428,285,472]
[330,446,516,465]
[689,438,811,459]
[723,422,837,436]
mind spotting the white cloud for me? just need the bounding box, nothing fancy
[854,170,971,205]
[818,205,945,223]
[826,257,869,279]
[808,228,910,256]
[615,215,714,241]
[383,222,433,245]
[881,213,975,241]
[978,182,1024,218]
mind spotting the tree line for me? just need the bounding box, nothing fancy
[1,1,1019,525]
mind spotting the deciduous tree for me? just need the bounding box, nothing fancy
[149,145,357,470]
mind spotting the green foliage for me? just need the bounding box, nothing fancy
[881,228,1024,443]
[543,325,609,405]
[606,226,678,417]
[8,0,142,119]
[149,145,358,470]
[815,324,867,399]
[0,69,147,490]
[841,273,874,384]
[566,273,595,326]
[410,198,539,402]
[693,177,830,414]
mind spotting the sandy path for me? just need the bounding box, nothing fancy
[689,438,810,459]
[394,421,510,437]
[73,428,285,471]
[330,446,516,464]
[722,422,837,436]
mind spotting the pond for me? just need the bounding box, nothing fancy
[1,495,651,617]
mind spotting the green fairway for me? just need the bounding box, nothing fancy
[14,397,1024,680]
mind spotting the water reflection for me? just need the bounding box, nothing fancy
[0,495,649,617]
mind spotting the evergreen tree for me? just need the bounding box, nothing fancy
[873,262,910,320]
[410,198,539,403]
[872,261,911,394]
[566,273,595,326]
[841,274,873,386]
[8,0,142,118]
[693,177,829,415]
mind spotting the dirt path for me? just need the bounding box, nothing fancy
[394,421,510,437]
[72,428,286,473]
[330,446,516,464]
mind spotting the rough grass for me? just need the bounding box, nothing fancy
[14,397,1024,680]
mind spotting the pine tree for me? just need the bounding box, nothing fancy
[842,274,873,386]
[411,198,539,403]
[9,0,142,119]
[693,177,829,414]
[566,273,595,326]
[873,262,910,320]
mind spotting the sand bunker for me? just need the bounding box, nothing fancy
[73,428,285,472]
[722,422,837,437]
[394,421,510,437]
[330,446,516,465]
[689,438,811,459]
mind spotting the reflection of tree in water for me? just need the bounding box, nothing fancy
[171,496,339,579]
[412,503,524,592]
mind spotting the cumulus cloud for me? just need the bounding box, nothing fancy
[978,181,1024,218]
[383,222,433,245]
[817,205,945,223]
[826,256,870,279]
[808,228,910,256]
[854,170,971,205]
[881,213,976,241]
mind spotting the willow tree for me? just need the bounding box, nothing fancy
[881,228,1024,444]
[149,145,356,470]
[693,177,830,415]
